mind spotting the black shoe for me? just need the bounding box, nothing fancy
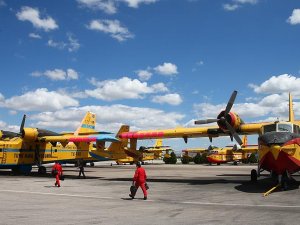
[129,194,134,199]
[143,196,147,200]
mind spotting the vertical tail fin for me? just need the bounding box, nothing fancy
[107,125,129,152]
[241,135,248,147]
[154,139,163,148]
[289,93,295,123]
[74,111,96,135]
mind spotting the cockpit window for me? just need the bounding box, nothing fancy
[293,125,300,134]
[277,123,293,132]
[263,124,276,133]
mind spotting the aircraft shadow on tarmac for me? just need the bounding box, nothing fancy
[103,176,300,194]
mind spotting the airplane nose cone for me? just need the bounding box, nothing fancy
[270,144,281,160]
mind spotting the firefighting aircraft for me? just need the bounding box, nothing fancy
[90,126,157,164]
[206,136,258,165]
[0,112,118,175]
[119,91,300,192]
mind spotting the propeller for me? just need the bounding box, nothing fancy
[194,91,243,145]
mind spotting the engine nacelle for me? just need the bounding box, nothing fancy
[22,128,39,141]
[217,111,244,131]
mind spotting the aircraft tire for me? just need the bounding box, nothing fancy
[233,161,238,166]
[251,169,257,182]
[90,162,95,167]
[38,166,47,175]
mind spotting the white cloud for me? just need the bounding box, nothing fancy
[31,68,79,81]
[233,0,257,4]
[87,19,134,42]
[0,88,79,111]
[121,0,158,8]
[223,4,239,11]
[16,6,58,32]
[0,120,19,133]
[47,33,80,52]
[152,93,183,105]
[29,33,42,39]
[223,0,258,11]
[85,76,168,101]
[249,74,300,95]
[287,9,300,25]
[136,69,152,81]
[154,62,178,75]
[77,0,117,14]
[77,0,158,14]
[30,104,185,131]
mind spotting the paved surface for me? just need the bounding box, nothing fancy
[1,161,300,225]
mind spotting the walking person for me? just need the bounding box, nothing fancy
[129,161,148,200]
[78,159,86,179]
[52,162,63,187]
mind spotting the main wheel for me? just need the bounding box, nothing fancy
[233,161,238,166]
[90,162,95,167]
[251,169,257,182]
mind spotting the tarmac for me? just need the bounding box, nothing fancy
[1,160,300,225]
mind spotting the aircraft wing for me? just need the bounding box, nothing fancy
[38,134,119,143]
[119,123,264,140]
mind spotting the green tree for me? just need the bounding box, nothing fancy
[169,152,177,164]
[181,156,190,164]
[194,153,203,164]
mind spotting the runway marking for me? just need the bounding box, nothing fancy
[0,189,113,200]
[1,189,300,208]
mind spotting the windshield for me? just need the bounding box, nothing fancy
[277,123,293,132]
[263,124,276,134]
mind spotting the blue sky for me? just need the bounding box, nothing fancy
[1,0,300,151]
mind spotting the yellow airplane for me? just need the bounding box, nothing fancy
[90,126,157,164]
[139,139,173,159]
[119,91,300,190]
[206,136,258,165]
[0,112,118,175]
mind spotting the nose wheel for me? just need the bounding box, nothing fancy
[251,169,257,182]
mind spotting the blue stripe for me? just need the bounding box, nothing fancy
[81,124,95,129]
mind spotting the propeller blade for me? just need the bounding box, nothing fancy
[224,90,237,115]
[224,120,243,145]
[194,119,219,125]
[20,114,26,133]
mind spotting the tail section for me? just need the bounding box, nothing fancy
[241,135,248,147]
[108,125,129,152]
[74,112,96,135]
[289,93,295,123]
[154,139,163,148]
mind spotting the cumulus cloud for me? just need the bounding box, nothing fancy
[223,0,258,11]
[85,76,168,101]
[77,0,117,14]
[47,33,80,52]
[152,93,183,105]
[31,68,79,81]
[287,9,300,25]
[0,120,19,133]
[0,88,79,111]
[154,62,178,75]
[16,6,58,32]
[0,0,6,7]
[29,104,184,132]
[249,74,300,95]
[136,69,152,81]
[87,19,134,42]
[29,33,42,39]
[77,0,158,14]
[122,0,158,8]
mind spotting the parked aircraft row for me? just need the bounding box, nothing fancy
[1,90,300,194]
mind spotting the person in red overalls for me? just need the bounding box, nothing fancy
[129,161,148,200]
[52,162,63,187]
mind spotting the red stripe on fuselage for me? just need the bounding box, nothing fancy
[119,131,164,139]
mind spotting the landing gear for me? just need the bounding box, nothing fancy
[233,161,238,166]
[251,169,257,182]
[90,162,95,167]
[38,166,47,175]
